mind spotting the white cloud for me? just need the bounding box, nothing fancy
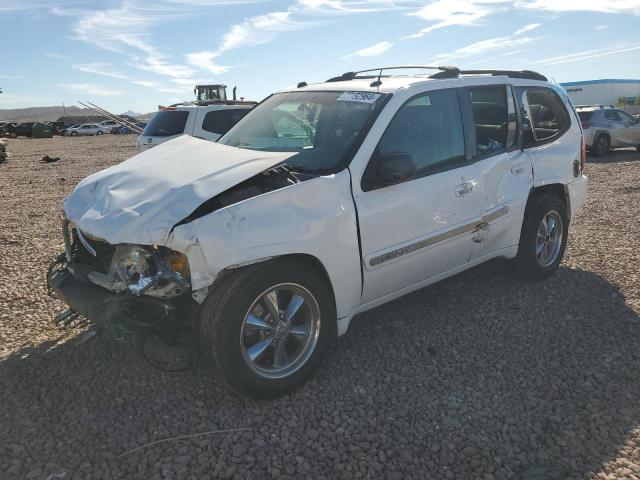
[532,44,640,65]
[73,63,130,80]
[342,41,394,59]
[185,51,231,74]
[406,0,511,39]
[219,10,306,52]
[514,22,540,35]
[595,24,608,29]
[64,83,124,96]
[44,51,70,61]
[0,74,23,79]
[515,0,640,15]
[433,34,535,63]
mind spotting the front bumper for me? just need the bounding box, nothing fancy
[48,262,191,335]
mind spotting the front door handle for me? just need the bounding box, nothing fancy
[455,181,476,197]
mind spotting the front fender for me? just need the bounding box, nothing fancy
[166,169,362,319]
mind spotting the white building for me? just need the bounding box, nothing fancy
[560,79,640,114]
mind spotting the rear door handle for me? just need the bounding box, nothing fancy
[455,181,476,197]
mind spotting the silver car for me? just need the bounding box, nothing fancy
[577,105,640,156]
[65,124,105,136]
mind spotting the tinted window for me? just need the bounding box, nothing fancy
[525,89,569,141]
[604,110,621,121]
[469,86,508,155]
[375,89,465,178]
[142,111,189,137]
[202,110,228,135]
[578,111,594,122]
[230,109,249,124]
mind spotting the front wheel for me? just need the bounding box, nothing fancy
[70,131,78,136]
[510,194,568,280]
[199,259,336,399]
[96,131,103,135]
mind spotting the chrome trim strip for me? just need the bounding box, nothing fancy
[368,206,509,267]
[76,228,97,257]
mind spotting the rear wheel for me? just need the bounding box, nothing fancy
[592,134,609,157]
[510,194,568,280]
[96,131,103,135]
[199,259,336,399]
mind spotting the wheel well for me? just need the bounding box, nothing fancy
[529,183,569,217]
[217,254,337,313]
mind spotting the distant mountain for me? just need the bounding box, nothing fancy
[0,106,157,123]
[120,110,142,117]
[0,106,90,123]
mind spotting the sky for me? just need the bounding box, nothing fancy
[0,0,639,114]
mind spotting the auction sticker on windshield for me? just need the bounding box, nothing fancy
[336,92,381,103]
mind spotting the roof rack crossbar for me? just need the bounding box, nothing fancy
[326,65,459,82]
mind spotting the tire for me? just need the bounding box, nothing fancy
[96,131,103,135]
[199,258,336,399]
[592,134,609,157]
[70,131,77,136]
[509,193,568,281]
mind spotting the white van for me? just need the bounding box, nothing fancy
[136,103,255,151]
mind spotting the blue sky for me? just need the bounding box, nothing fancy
[1,0,639,113]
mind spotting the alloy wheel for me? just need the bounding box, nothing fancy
[536,210,563,268]
[240,283,321,379]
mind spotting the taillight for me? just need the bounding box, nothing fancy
[580,136,586,173]
[582,121,591,129]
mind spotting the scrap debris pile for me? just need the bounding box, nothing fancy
[0,139,7,163]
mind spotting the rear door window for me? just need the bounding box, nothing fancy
[202,110,229,135]
[142,111,189,137]
[468,85,513,156]
[604,110,621,122]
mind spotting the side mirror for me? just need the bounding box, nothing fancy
[374,151,417,186]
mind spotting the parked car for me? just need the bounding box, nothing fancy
[97,120,120,133]
[576,105,640,155]
[49,67,587,399]
[46,121,69,135]
[61,124,79,136]
[111,125,132,134]
[65,124,105,136]
[136,103,254,152]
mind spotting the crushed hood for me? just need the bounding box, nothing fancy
[64,135,296,245]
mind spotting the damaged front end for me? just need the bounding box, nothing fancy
[48,218,195,339]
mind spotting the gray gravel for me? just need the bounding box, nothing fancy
[1,135,640,480]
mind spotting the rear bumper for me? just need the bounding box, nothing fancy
[48,263,190,334]
[567,174,588,221]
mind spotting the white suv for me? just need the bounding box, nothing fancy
[49,67,587,399]
[136,103,255,151]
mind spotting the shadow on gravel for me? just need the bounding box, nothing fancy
[587,148,640,164]
[1,262,640,479]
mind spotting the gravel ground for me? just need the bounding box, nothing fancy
[1,135,640,480]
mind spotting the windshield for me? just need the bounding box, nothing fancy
[218,91,386,173]
[143,110,189,137]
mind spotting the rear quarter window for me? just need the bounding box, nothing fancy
[142,111,189,137]
[516,87,570,144]
[578,111,593,122]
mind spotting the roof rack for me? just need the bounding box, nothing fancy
[575,104,615,109]
[326,66,458,83]
[325,66,547,84]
